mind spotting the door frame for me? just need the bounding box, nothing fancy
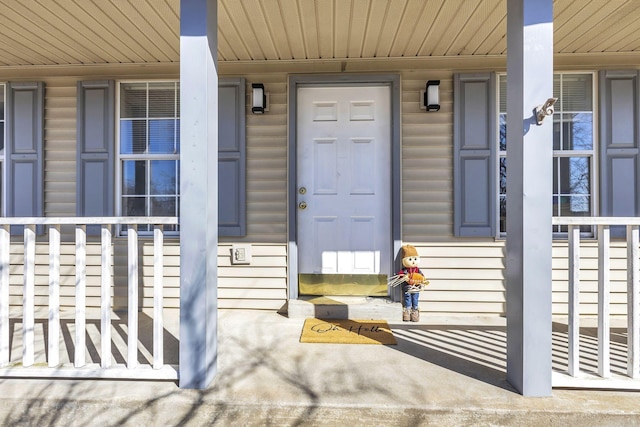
[287,74,402,300]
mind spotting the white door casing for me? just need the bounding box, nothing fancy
[297,85,391,275]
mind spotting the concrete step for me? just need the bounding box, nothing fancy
[3,397,638,426]
[287,295,402,321]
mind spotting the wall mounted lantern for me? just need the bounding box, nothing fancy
[424,80,440,111]
[535,97,557,125]
[252,83,267,114]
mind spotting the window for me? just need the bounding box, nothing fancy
[115,79,246,236]
[498,73,595,234]
[118,82,180,232]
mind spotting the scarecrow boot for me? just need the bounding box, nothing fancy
[402,308,411,322]
[410,308,420,322]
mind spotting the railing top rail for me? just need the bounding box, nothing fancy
[552,217,640,226]
[0,217,179,226]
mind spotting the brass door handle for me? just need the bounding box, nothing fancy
[298,201,307,210]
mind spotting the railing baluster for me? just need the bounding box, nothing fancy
[0,225,9,367]
[23,225,36,367]
[568,225,580,377]
[101,224,112,369]
[48,225,61,367]
[0,217,178,381]
[628,225,640,378]
[153,225,164,369]
[598,225,611,378]
[75,225,87,367]
[128,225,139,369]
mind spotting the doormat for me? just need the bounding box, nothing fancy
[300,318,397,345]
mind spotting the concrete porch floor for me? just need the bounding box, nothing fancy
[1,310,640,426]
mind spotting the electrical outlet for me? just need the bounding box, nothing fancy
[230,244,252,265]
[235,247,246,262]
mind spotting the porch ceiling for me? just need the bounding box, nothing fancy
[0,0,639,68]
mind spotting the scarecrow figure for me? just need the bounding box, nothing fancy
[388,244,429,322]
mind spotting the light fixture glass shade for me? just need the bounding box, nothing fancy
[252,83,265,114]
[425,80,440,111]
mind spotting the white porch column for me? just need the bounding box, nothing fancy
[179,0,219,389]
[506,0,553,396]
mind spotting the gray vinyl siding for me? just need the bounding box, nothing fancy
[8,74,288,313]
[217,244,288,310]
[9,239,631,317]
[219,73,289,309]
[44,79,77,217]
[551,242,631,316]
[400,71,454,242]
[243,73,288,243]
[3,58,637,317]
[417,243,506,314]
[417,241,632,316]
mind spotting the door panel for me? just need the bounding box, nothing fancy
[297,85,391,295]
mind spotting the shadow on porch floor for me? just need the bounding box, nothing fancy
[2,311,640,425]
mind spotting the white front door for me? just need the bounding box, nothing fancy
[296,85,391,285]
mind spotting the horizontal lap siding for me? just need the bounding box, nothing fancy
[400,72,508,315]
[220,73,289,309]
[400,71,453,242]
[397,71,632,317]
[414,243,506,315]
[44,79,77,217]
[7,239,288,312]
[8,66,632,317]
[218,244,287,310]
[113,239,181,309]
[551,241,630,316]
[414,241,632,317]
[10,73,289,313]
[7,239,182,310]
[242,74,288,244]
[9,238,627,316]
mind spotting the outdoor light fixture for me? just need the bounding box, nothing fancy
[252,83,267,114]
[424,80,440,111]
[535,97,557,125]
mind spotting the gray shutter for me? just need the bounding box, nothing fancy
[453,73,496,237]
[76,81,115,218]
[218,78,246,237]
[599,70,640,237]
[6,82,44,220]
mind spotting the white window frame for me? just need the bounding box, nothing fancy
[116,80,180,236]
[496,71,598,238]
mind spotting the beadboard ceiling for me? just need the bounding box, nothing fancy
[0,0,638,67]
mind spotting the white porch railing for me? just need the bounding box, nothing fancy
[552,217,640,389]
[0,217,179,380]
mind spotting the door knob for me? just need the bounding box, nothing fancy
[298,201,307,210]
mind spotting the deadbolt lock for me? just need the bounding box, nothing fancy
[299,187,307,195]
